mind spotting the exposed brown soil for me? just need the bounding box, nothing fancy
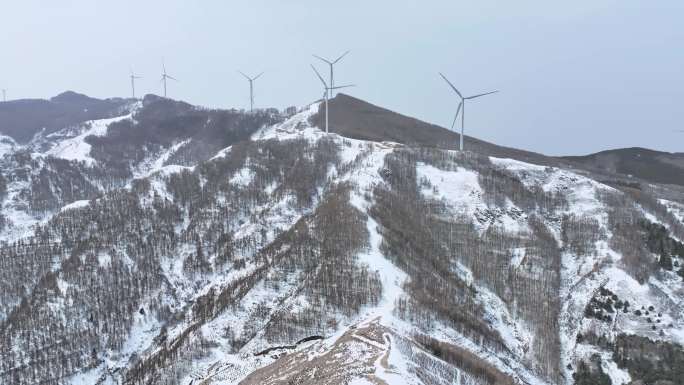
[237,322,389,385]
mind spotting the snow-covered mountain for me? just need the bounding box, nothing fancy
[0,93,682,385]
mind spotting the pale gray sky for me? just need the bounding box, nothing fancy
[2,0,683,155]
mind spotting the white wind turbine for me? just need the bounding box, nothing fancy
[130,69,142,99]
[313,50,350,99]
[311,64,354,134]
[161,60,178,98]
[238,71,264,112]
[439,72,498,151]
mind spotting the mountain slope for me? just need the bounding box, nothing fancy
[563,147,684,187]
[323,94,684,192]
[0,94,682,385]
[321,94,562,166]
[0,91,134,143]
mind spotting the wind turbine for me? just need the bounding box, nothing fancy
[160,61,178,98]
[1,89,5,102]
[311,64,354,134]
[130,69,142,99]
[312,50,350,99]
[238,71,264,113]
[439,73,498,151]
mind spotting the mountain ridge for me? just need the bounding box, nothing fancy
[563,147,684,187]
[3,91,680,164]
[0,91,134,143]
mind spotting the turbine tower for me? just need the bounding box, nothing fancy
[311,64,354,134]
[313,50,350,99]
[1,89,5,102]
[238,71,264,113]
[439,73,498,151]
[160,61,178,98]
[130,70,142,99]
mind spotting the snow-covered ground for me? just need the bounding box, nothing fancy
[6,101,673,385]
[132,139,191,179]
[59,199,91,212]
[661,198,684,226]
[418,164,483,217]
[418,161,529,234]
[0,161,48,242]
[146,110,556,385]
[44,113,135,166]
[201,110,551,385]
[0,135,17,158]
[492,156,684,384]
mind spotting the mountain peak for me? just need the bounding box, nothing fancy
[318,93,559,167]
[0,92,133,143]
[50,90,98,104]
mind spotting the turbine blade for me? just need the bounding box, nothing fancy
[465,90,499,100]
[310,64,328,87]
[166,75,178,81]
[330,84,355,89]
[439,73,463,99]
[451,102,463,130]
[237,70,251,80]
[312,54,333,64]
[332,50,350,64]
[253,72,264,81]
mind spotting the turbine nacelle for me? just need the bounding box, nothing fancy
[160,60,178,98]
[238,71,264,82]
[129,68,142,99]
[313,50,350,98]
[312,50,350,65]
[130,68,142,80]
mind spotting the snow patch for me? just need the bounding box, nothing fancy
[133,139,191,179]
[417,162,528,234]
[0,135,17,158]
[253,102,322,142]
[46,113,134,165]
[59,199,91,212]
[417,163,482,217]
[230,164,254,187]
[661,199,684,225]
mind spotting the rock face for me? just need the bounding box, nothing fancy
[0,93,682,385]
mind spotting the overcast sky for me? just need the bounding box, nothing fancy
[2,0,683,155]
